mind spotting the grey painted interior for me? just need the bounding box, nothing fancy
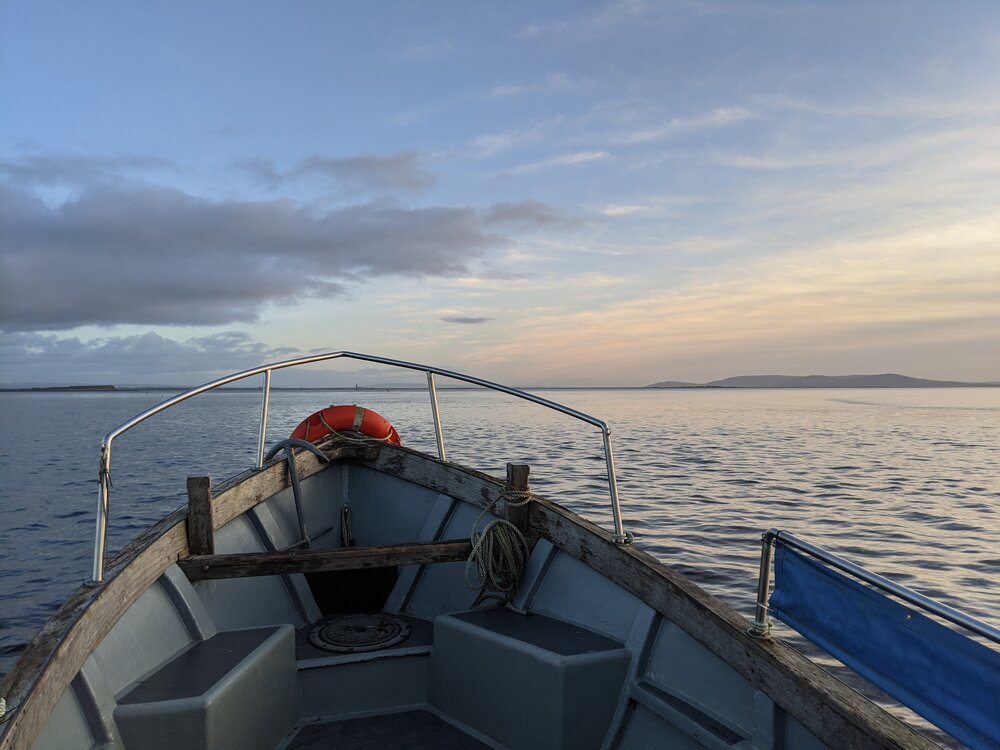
[30,460,830,750]
[431,609,631,749]
[114,626,296,750]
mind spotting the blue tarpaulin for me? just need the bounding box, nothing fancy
[770,543,1000,750]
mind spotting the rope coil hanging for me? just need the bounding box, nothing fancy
[465,488,531,606]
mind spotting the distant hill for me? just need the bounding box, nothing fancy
[647,373,998,388]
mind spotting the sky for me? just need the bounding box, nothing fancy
[1,1,998,387]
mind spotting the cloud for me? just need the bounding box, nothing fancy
[471,127,545,157]
[489,73,576,98]
[0,183,494,330]
[0,330,489,386]
[600,203,652,216]
[400,40,454,61]
[0,330,300,383]
[438,270,623,294]
[621,106,753,144]
[480,200,575,227]
[239,151,434,193]
[0,153,171,187]
[0,167,572,331]
[458,216,1000,384]
[234,158,283,186]
[753,92,1000,121]
[597,194,705,217]
[517,0,651,41]
[517,0,827,43]
[441,316,492,325]
[507,150,609,175]
[714,126,990,172]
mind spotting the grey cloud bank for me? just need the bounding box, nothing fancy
[0,160,566,332]
[1,183,482,329]
[0,153,171,186]
[441,316,492,324]
[239,151,434,194]
[481,200,574,227]
[0,330,438,387]
[0,330,298,383]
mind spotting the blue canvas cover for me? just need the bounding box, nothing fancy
[770,543,1000,750]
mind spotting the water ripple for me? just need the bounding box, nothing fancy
[1,387,998,685]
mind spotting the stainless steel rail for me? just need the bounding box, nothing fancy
[91,351,632,583]
[749,529,1000,645]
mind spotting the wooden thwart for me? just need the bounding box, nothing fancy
[178,539,473,581]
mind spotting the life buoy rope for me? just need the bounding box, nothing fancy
[289,405,402,446]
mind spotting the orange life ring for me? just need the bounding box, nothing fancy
[289,405,402,446]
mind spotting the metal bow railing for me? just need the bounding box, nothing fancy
[91,351,631,583]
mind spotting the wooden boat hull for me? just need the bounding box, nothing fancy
[0,440,936,750]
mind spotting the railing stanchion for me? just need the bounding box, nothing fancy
[256,370,272,468]
[749,530,777,638]
[427,372,447,462]
[91,443,112,584]
[604,430,630,544]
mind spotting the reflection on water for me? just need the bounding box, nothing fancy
[1,387,998,722]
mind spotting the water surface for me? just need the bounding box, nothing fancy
[1,387,997,724]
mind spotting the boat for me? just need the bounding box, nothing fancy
[1,352,997,750]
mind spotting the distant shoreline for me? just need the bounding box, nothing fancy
[2,372,998,393]
[0,385,120,392]
[646,384,999,389]
[1,384,998,394]
[647,373,999,389]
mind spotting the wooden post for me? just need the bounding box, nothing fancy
[503,463,531,534]
[186,476,214,556]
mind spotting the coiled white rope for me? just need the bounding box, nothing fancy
[465,489,531,606]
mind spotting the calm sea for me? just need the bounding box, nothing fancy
[1,387,998,700]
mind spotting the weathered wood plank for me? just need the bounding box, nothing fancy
[178,539,473,581]
[185,476,214,555]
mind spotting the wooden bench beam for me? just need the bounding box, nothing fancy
[178,539,472,581]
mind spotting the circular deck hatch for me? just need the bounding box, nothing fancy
[309,614,411,653]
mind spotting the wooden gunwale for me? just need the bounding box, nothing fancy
[0,441,937,750]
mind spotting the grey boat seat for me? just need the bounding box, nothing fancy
[114,625,296,750]
[430,608,631,750]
